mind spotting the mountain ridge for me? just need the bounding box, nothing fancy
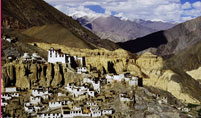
[117,16,201,56]
[75,15,175,42]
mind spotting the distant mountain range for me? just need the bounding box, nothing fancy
[75,15,175,42]
[117,16,201,56]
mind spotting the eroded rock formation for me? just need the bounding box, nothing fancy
[136,52,201,104]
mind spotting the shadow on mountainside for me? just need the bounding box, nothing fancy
[117,31,168,53]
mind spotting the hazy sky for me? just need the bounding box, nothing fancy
[45,0,201,23]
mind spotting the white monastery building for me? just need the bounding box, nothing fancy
[48,48,71,64]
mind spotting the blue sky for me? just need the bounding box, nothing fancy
[181,0,200,3]
[45,0,201,23]
[85,5,105,14]
[85,5,118,15]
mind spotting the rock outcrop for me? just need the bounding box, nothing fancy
[39,64,48,87]
[46,63,54,87]
[15,64,31,89]
[1,63,58,91]
[136,52,201,104]
[51,64,64,88]
[186,67,201,82]
[1,61,88,92]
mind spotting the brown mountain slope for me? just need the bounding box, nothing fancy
[21,24,96,49]
[117,16,201,56]
[2,0,118,50]
[166,42,201,72]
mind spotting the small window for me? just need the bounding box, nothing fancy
[50,52,52,57]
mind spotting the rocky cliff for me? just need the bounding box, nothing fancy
[1,63,83,90]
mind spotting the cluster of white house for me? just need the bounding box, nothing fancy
[2,86,122,118]
[38,102,114,118]
[38,109,114,118]
[24,88,52,113]
[65,83,96,98]
[35,77,115,117]
[48,101,73,110]
[106,73,139,86]
[24,102,44,114]
[24,85,111,116]
[64,77,101,98]
[60,106,114,118]
[2,48,143,117]
[1,87,19,107]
